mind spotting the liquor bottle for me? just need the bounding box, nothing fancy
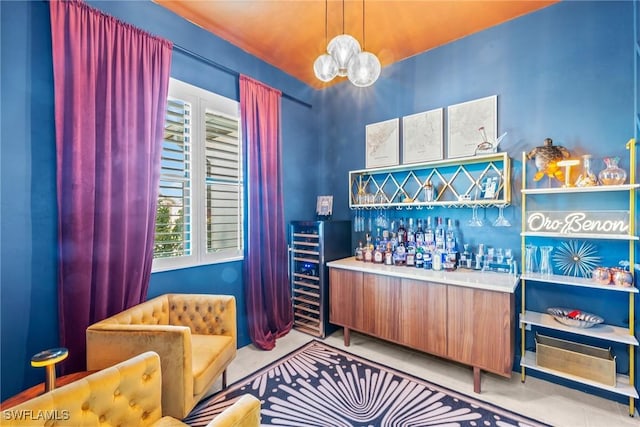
[389,232,398,253]
[373,244,384,264]
[355,241,364,261]
[364,234,373,262]
[425,217,435,250]
[394,241,406,266]
[443,251,457,271]
[364,245,373,262]
[407,218,415,244]
[423,245,433,270]
[415,218,425,245]
[397,218,407,245]
[435,217,445,251]
[406,243,416,267]
[382,229,390,246]
[445,218,456,252]
[384,242,393,265]
[432,248,442,271]
[459,243,472,269]
[415,246,424,268]
[406,221,416,253]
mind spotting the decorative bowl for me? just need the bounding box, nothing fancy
[546,307,604,328]
[610,268,633,287]
[591,267,612,285]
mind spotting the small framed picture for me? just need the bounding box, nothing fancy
[365,118,400,168]
[316,195,333,217]
[480,175,501,199]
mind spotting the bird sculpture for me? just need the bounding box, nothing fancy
[526,138,570,182]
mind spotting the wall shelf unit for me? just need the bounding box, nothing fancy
[519,140,638,416]
[349,152,511,209]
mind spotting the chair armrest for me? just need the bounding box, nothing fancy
[167,294,236,345]
[205,394,261,427]
[86,324,193,419]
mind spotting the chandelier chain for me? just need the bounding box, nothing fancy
[342,0,345,35]
[324,0,328,45]
[362,0,366,48]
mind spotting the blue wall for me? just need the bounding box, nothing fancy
[319,0,636,403]
[1,0,637,406]
[0,0,319,400]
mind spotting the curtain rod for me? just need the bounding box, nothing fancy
[173,44,312,109]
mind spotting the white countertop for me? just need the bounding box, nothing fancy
[326,257,520,293]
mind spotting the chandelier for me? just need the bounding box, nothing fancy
[313,0,381,87]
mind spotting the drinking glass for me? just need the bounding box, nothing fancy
[493,205,511,227]
[467,205,484,227]
[353,210,361,232]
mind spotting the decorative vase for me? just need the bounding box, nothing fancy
[525,245,538,274]
[576,154,598,187]
[539,246,554,276]
[591,267,612,285]
[610,267,633,287]
[598,157,627,185]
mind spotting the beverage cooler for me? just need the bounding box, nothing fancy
[289,220,351,338]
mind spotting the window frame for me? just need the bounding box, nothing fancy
[152,78,243,273]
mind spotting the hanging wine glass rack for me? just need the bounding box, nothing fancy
[349,152,511,209]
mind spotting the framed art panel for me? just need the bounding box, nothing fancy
[401,108,443,164]
[316,195,333,217]
[365,118,399,169]
[447,95,497,159]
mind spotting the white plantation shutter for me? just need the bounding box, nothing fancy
[204,110,243,254]
[154,98,191,259]
[153,78,242,272]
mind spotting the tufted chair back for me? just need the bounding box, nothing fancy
[98,295,170,326]
[2,352,164,426]
[168,294,236,346]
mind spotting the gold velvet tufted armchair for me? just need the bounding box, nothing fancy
[86,294,237,419]
[1,352,260,427]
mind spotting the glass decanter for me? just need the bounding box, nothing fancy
[598,156,627,185]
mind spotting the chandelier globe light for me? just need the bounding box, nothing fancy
[327,34,361,77]
[347,51,381,87]
[313,0,379,87]
[313,53,338,82]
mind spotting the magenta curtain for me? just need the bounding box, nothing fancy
[49,0,172,372]
[240,75,293,350]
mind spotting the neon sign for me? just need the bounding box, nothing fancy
[526,211,629,235]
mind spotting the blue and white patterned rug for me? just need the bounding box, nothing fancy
[184,340,549,427]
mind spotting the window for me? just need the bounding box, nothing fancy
[153,78,243,272]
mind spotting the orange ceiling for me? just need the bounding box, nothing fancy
[155,0,558,89]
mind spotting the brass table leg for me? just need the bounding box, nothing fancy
[31,348,69,392]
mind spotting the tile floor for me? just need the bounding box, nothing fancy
[210,329,637,427]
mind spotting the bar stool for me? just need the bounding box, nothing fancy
[31,348,68,392]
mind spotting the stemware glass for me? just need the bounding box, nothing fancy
[467,205,484,227]
[353,210,361,232]
[493,205,511,227]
